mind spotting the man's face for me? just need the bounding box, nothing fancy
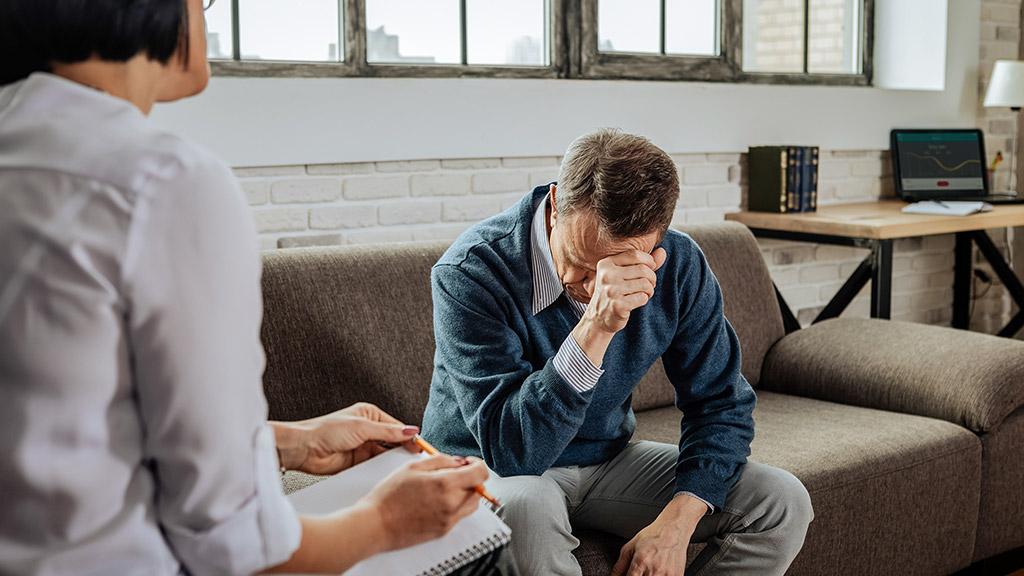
[547,194,661,304]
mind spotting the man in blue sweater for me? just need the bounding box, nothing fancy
[422,129,812,575]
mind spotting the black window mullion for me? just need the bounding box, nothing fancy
[802,0,810,74]
[460,0,469,66]
[659,0,666,55]
[231,0,241,61]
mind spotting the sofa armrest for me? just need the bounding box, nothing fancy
[760,318,1024,434]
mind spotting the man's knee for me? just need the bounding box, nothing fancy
[488,474,570,532]
[746,464,814,538]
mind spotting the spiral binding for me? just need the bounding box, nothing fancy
[418,532,511,576]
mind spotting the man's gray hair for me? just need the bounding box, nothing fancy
[555,128,679,241]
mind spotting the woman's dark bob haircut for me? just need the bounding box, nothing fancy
[0,0,190,86]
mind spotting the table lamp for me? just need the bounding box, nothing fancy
[984,60,1024,195]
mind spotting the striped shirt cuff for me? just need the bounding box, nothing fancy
[552,334,604,393]
[674,491,715,514]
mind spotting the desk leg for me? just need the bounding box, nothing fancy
[953,232,973,330]
[870,239,893,319]
[972,230,1024,338]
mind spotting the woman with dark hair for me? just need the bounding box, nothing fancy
[0,1,510,574]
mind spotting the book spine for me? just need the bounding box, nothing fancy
[779,149,788,213]
[746,147,788,213]
[809,147,819,212]
[787,147,799,213]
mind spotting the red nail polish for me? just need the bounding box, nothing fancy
[402,426,419,436]
[454,456,469,465]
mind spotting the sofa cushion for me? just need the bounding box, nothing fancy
[632,390,981,576]
[974,406,1024,561]
[761,318,1024,433]
[261,242,449,424]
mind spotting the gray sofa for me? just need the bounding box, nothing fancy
[261,221,1024,575]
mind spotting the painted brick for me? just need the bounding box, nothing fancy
[834,180,874,199]
[472,172,530,194]
[773,245,817,265]
[253,208,308,233]
[839,261,862,277]
[928,270,956,288]
[707,186,742,207]
[815,245,862,260]
[683,165,730,186]
[911,289,951,310]
[912,253,954,272]
[379,202,442,226]
[818,160,851,179]
[707,153,741,163]
[410,173,471,196]
[343,176,410,200]
[441,158,502,170]
[678,189,710,209]
[799,263,839,284]
[277,234,342,249]
[258,237,278,251]
[412,224,473,241]
[375,160,440,173]
[502,156,559,168]
[306,162,375,175]
[685,209,727,224]
[850,160,884,177]
[241,181,269,205]
[770,267,800,287]
[529,169,560,189]
[271,179,341,204]
[894,237,923,251]
[309,205,377,230]
[347,229,415,244]
[442,198,503,222]
[670,154,706,165]
[780,285,819,308]
[728,165,742,183]
[233,165,304,178]
[986,4,1019,22]
[893,274,929,292]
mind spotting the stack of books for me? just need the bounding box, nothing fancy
[747,146,820,213]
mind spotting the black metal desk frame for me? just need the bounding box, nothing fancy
[750,227,1024,337]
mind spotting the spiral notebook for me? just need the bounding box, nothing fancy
[287,448,511,576]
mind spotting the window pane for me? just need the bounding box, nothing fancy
[598,0,661,54]
[665,0,718,56]
[204,0,233,59]
[742,0,805,73]
[808,0,860,73]
[367,0,461,64]
[467,0,548,66]
[239,0,341,62]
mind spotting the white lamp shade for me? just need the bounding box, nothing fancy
[984,60,1024,108]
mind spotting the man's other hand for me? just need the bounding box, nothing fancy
[611,493,706,576]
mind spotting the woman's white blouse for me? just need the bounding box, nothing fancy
[0,73,301,575]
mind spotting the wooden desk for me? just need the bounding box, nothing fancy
[726,200,1024,336]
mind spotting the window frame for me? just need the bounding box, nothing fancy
[209,0,873,86]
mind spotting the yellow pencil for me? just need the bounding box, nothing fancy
[413,435,501,507]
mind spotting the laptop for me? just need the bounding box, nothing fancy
[890,128,1023,204]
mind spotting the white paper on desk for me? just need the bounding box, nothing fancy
[901,201,993,216]
[287,449,511,576]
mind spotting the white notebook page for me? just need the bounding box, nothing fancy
[287,449,511,576]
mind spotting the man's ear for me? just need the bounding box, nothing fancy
[549,184,558,224]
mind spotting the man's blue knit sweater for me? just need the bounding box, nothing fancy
[421,186,755,509]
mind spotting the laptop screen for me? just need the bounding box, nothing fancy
[891,129,987,199]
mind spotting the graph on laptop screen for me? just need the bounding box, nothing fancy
[895,132,985,193]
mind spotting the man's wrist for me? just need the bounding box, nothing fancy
[663,492,709,533]
[571,316,615,367]
[269,421,312,471]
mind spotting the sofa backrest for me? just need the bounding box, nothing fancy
[260,222,784,423]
